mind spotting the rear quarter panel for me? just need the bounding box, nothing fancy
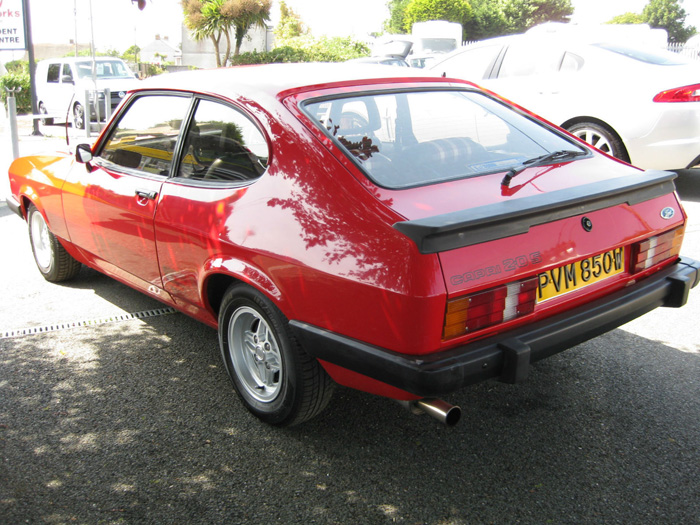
[154,97,448,354]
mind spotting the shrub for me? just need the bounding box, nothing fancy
[230,36,370,65]
[1,71,31,114]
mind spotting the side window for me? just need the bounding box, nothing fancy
[438,45,502,80]
[178,99,268,182]
[560,52,584,73]
[498,43,565,78]
[61,63,73,82]
[47,64,60,83]
[97,95,191,176]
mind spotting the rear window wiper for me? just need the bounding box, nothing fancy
[501,150,587,187]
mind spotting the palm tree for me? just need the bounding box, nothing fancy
[182,0,271,67]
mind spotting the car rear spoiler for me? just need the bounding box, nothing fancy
[393,170,678,254]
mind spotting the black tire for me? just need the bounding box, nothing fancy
[73,102,85,130]
[39,102,53,126]
[218,284,334,426]
[27,205,81,282]
[567,121,629,162]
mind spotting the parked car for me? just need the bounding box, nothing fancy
[36,57,139,129]
[347,56,410,67]
[430,34,700,170]
[683,33,700,59]
[7,64,699,426]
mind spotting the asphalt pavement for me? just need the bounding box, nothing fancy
[1,115,699,524]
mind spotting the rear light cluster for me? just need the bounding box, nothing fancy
[443,277,538,340]
[631,226,685,274]
[653,84,700,103]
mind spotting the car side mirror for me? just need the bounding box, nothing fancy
[61,75,74,84]
[76,143,93,164]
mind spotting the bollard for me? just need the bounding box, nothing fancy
[83,89,91,138]
[104,88,111,123]
[6,87,21,159]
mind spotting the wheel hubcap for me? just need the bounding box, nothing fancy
[572,128,612,154]
[74,105,83,128]
[30,212,52,271]
[228,306,282,403]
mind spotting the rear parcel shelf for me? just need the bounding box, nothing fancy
[393,170,678,254]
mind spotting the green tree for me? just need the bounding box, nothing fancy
[503,0,573,34]
[122,45,141,63]
[403,0,473,33]
[275,0,307,43]
[385,0,411,33]
[642,0,696,43]
[463,0,508,41]
[607,12,645,24]
[181,0,272,67]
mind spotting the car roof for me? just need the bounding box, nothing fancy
[135,63,442,101]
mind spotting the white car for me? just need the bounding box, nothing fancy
[36,57,138,129]
[431,34,700,170]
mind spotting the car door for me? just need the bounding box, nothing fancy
[62,92,193,293]
[41,62,63,114]
[154,97,270,320]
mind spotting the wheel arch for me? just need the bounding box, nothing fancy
[202,258,285,321]
[561,116,630,163]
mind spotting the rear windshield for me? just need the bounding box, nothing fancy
[593,42,691,65]
[304,89,583,189]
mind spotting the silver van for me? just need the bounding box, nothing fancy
[36,57,139,129]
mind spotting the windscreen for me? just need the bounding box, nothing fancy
[76,60,134,79]
[304,90,583,189]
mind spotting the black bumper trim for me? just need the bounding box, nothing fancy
[5,195,23,219]
[290,257,700,397]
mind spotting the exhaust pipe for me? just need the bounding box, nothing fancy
[398,398,461,426]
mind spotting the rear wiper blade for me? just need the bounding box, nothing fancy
[501,150,587,187]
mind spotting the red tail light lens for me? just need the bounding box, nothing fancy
[443,277,539,340]
[653,84,700,103]
[630,226,685,274]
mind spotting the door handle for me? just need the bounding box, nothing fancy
[135,189,158,200]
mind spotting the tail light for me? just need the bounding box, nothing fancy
[653,84,700,103]
[630,226,685,274]
[443,277,538,340]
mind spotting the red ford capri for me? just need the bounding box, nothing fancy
[7,64,699,426]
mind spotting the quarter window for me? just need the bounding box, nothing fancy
[97,95,191,176]
[178,99,268,182]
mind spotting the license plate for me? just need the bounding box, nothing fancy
[537,247,625,303]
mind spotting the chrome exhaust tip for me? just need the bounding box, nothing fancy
[398,398,461,426]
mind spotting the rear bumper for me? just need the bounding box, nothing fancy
[290,256,700,397]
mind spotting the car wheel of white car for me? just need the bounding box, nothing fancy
[39,102,53,126]
[218,283,335,426]
[73,102,85,130]
[27,205,81,282]
[567,122,629,162]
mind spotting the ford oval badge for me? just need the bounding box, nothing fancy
[660,207,675,220]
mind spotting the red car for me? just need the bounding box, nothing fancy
[7,64,699,426]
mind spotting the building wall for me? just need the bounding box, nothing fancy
[181,25,273,68]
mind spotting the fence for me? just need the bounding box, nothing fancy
[668,42,699,59]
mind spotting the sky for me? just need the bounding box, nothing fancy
[7,0,700,54]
